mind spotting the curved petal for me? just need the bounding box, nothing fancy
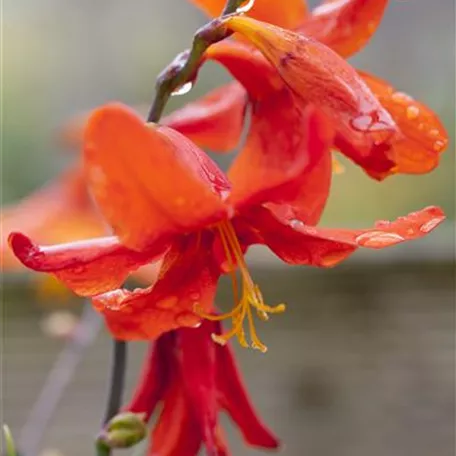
[84,103,231,251]
[149,381,202,456]
[125,341,168,421]
[356,71,448,176]
[163,82,247,152]
[229,102,333,223]
[215,322,280,449]
[300,0,389,58]
[248,206,445,266]
[8,233,165,296]
[1,168,105,271]
[204,40,285,100]
[188,0,308,29]
[178,322,229,455]
[93,235,220,340]
[222,16,399,149]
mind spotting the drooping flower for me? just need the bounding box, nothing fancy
[173,0,448,179]
[0,166,160,287]
[125,319,279,455]
[1,168,104,271]
[9,103,445,350]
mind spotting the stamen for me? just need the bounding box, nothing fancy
[197,221,286,351]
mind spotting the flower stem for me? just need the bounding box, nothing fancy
[96,339,127,456]
[102,340,128,423]
[147,0,243,123]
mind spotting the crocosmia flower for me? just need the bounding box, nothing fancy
[1,168,105,271]
[9,103,445,351]
[126,319,279,455]
[176,0,448,179]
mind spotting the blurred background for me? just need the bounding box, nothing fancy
[2,0,455,455]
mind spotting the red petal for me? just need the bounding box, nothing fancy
[188,0,308,29]
[229,101,333,222]
[163,82,247,152]
[1,168,105,271]
[93,235,220,340]
[149,381,202,456]
[125,341,168,421]
[249,206,445,267]
[357,71,449,177]
[204,40,284,100]
[178,322,230,455]
[84,103,231,251]
[215,321,280,449]
[222,16,398,150]
[300,0,389,58]
[8,233,164,296]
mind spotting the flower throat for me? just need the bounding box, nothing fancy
[199,220,285,353]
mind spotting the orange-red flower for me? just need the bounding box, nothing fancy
[176,0,448,179]
[9,103,445,350]
[126,319,279,455]
[1,168,105,271]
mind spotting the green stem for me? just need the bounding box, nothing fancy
[147,0,242,123]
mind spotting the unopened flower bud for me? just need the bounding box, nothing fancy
[97,412,146,449]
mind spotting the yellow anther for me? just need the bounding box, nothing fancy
[198,221,285,351]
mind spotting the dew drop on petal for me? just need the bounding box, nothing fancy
[391,91,413,104]
[428,129,440,138]
[319,252,344,267]
[433,140,446,152]
[175,311,201,327]
[406,105,420,120]
[420,218,443,233]
[236,0,255,13]
[156,296,178,309]
[189,292,200,301]
[289,219,304,229]
[219,189,230,201]
[171,81,193,97]
[355,231,405,248]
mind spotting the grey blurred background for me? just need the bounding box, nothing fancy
[2,0,455,455]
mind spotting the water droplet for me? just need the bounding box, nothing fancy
[189,292,200,301]
[428,129,440,138]
[375,220,391,228]
[219,189,230,201]
[391,91,413,104]
[171,81,193,97]
[175,311,201,327]
[156,296,178,309]
[406,105,420,120]
[433,140,446,152]
[355,231,404,248]
[289,219,304,229]
[420,218,443,233]
[236,0,255,13]
[319,253,343,267]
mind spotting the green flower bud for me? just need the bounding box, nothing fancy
[97,412,146,449]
